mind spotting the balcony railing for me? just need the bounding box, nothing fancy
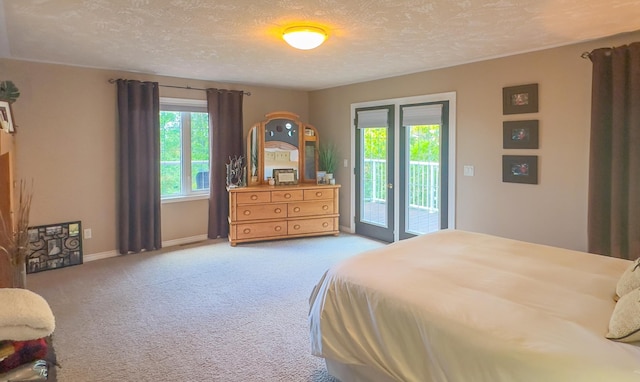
[363,158,439,211]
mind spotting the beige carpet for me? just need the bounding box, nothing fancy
[27,234,385,382]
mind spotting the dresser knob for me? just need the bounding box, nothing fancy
[275,208,282,213]
[284,193,291,199]
[275,226,282,232]
[322,222,329,228]
[293,224,301,230]
[251,195,258,200]
[322,205,329,210]
[243,228,251,234]
[243,210,251,215]
[316,192,322,197]
[293,207,300,212]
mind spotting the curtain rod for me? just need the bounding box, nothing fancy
[581,47,617,59]
[107,79,251,96]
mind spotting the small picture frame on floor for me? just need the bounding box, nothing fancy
[26,221,83,273]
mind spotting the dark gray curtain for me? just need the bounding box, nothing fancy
[588,42,640,260]
[206,89,244,238]
[116,79,161,254]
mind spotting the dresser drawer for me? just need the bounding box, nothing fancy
[288,201,334,217]
[288,217,336,235]
[228,184,339,246]
[236,203,287,221]
[304,188,333,201]
[272,189,303,202]
[236,191,271,204]
[235,221,287,239]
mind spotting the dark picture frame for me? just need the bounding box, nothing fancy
[26,221,83,274]
[503,120,539,149]
[0,100,15,134]
[273,168,297,185]
[503,84,538,115]
[502,155,538,184]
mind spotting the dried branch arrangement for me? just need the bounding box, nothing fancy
[0,181,33,286]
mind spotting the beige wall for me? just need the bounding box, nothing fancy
[0,59,308,255]
[2,30,638,256]
[309,30,640,252]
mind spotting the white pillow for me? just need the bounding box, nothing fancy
[0,288,55,341]
[616,258,640,299]
[606,287,640,343]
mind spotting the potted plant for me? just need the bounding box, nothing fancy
[0,81,20,103]
[318,143,338,184]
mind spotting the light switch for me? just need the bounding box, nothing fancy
[463,165,475,176]
[343,159,348,168]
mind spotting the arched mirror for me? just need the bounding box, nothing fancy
[247,111,318,186]
[264,117,299,181]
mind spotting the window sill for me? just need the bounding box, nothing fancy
[161,194,209,204]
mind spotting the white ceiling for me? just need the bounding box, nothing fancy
[1,0,639,91]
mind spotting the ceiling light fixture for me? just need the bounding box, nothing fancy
[282,26,327,50]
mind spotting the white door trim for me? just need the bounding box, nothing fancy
[349,91,457,241]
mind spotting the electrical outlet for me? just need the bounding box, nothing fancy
[84,228,92,239]
[463,165,475,176]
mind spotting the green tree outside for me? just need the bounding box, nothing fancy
[362,125,440,204]
[160,111,209,196]
[364,125,439,161]
[190,112,210,190]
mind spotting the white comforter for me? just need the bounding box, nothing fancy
[309,230,640,382]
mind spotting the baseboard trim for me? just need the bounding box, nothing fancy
[162,234,209,248]
[339,225,354,234]
[83,234,210,262]
[84,250,119,262]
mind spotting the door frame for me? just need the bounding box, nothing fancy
[349,92,457,242]
[399,100,450,239]
[354,105,395,242]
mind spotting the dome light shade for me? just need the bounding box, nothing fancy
[283,26,327,50]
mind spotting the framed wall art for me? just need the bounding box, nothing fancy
[503,120,539,149]
[26,221,83,274]
[0,100,15,134]
[502,155,538,184]
[502,84,538,115]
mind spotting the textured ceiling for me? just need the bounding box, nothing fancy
[1,0,639,91]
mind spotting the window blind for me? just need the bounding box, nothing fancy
[160,97,207,113]
[401,104,443,126]
[357,108,389,129]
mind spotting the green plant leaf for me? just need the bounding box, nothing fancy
[0,81,20,103]
[319,143,338,174]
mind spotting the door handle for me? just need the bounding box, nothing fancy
[388,183,393,189]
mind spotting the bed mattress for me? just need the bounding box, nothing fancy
[309,230,640,382]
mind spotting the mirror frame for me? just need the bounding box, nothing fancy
[247,111,319,186]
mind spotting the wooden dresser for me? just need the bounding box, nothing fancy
[228,184,340,246]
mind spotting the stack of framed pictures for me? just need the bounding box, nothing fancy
[502,84,539,185]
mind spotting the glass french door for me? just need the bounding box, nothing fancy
[399,101,448,239]
[355,106,395,242]
[354,96,452,243]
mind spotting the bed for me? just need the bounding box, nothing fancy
[309,230,640,382]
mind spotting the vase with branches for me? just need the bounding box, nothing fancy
[0,180,33,288]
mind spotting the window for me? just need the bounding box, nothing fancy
[159,98,209,199]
